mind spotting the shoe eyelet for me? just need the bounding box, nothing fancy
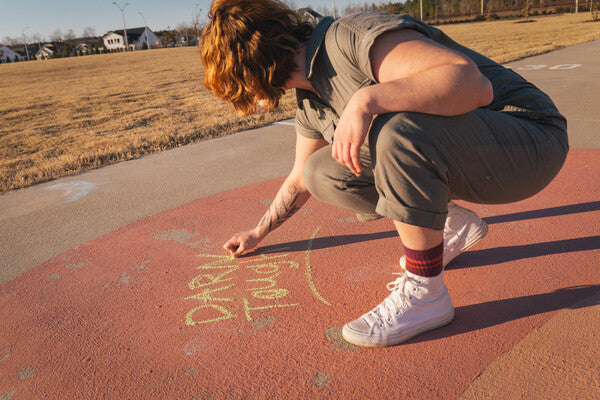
[409,296,413,300]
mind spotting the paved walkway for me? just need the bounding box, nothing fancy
[1,40,599,399]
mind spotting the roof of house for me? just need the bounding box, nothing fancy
[104,27,154,43]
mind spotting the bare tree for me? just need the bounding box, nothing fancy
[283,0,298,9]
[82,26,96,38]
[64,29,76,41]
[162,26,178,46]
[32,33,45,44]
[192,5,203,45]
[317,4,333,15]
[50,29,63,42]
[2,36,20,46]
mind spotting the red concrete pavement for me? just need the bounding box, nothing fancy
[1,148,598,399]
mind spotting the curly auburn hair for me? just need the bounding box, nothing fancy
[201,0,313,115]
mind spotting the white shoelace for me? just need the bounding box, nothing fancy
[363,273,421,330]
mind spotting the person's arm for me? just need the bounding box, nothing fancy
[223,133,328,257]
[332,28,494,176]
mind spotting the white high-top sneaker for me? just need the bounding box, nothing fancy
[400,202,488,269]
[342,271,454,347]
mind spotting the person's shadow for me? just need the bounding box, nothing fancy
[255,200,600,269]
[408,284,600,344]
[255,201,600,345]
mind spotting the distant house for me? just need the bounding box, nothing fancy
[36,44,55,60]
[75,43,89,55]
[102,27,161,51]
[0,45,24,62]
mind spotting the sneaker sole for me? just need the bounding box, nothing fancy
[341,308,455,347]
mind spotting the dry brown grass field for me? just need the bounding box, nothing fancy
[1,12,599,193]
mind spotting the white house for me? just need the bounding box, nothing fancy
[0,45,24,62]
[102,27,161,51]
[35,44,55,60]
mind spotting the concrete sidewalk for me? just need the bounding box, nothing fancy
[1,40,599,399]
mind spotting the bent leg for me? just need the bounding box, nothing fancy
[368,111,568,230]
[304,145,379,216]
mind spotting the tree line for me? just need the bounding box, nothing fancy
[311,0,595,22]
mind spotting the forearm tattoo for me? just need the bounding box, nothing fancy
[258,184,301,233]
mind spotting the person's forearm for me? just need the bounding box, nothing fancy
[254,178,311,239]
[354,63,493,117]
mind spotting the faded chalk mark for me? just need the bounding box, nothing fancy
[181,367,198,376]
[251,313,277,330]
[192,391,216,400]
[134,259,152,270]
[336,216,356,223]
[65,262,86,273]
[119,272,134,284]
[46,273,60,280]
[0,347,10,362]
[186,236,211,251]
[0,389,17,400]
[478,208,496,216]
[309,372,330,388]
[508,221,530,232]
[324,326,361,351]
[346,263,396,283]
[184,339,201,356]
[184,326,225,356]
[153,229,199,244]
[18,366,34,380]
[301,207,313,215]
[305,227,331,306]
[45,181,96,203]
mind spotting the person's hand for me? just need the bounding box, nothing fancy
[332,92,372,176]
[223,229,262,257]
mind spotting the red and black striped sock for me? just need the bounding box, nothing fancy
[403,242,444,277]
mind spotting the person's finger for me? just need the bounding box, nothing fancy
[223,239,237,256]
[350,144,362,176]
[233,242,245,258]
[332,139,339,163]
[224,233,242,253]
[342,142,358,175]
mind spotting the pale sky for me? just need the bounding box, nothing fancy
[1,0,351,42]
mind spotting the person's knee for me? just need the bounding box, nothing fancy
[370,113,422,155]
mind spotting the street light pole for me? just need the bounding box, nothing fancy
[194,4,202,46]
[139,12,150,49]
[23,26,30,61]
[113,2,130,51]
